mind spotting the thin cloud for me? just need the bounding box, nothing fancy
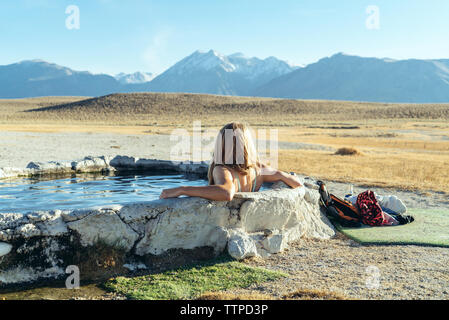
[142,28,174,74]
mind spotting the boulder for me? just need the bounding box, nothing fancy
[227,229,258,260]
[26,161,72,175]
[261,231,289,254]
[72,156,110,173]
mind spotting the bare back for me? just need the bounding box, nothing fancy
[212,165,261,192]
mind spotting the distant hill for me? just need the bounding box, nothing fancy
[27,92,449,122]
[0,60,121,98]
[254,53,449,103]
[1,52,449,102]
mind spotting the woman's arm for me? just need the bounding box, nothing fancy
[260,164,302,188]
[160,166,236,201]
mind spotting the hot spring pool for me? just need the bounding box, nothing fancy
[0,173,208,213]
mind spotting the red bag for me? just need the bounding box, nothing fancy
[356,190,386,226]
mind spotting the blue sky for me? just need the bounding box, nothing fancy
[1,0,448,75]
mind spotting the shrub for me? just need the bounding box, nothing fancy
[334,147,363,156]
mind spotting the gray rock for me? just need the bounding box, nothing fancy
[26,161,72,174]
[134,197,230,255]
[109,155,138,168]
[15,223,42,239]
[0,213,29,230]
[0,242,12,257]
[60,209,96,222]
[72,156,109,173]
[0,167,30,179]
[66,209,139,251]
[227,229,258,260]
[261,232,289,254]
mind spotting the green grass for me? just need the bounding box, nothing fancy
[336,208,449,247]
[103,255,286,300]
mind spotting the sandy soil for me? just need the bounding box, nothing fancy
[0,131,172,168]
[0,130,333,167]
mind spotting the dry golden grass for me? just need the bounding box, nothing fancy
[0,96,87,124]
[197,292,275,300]
[1,93,448,193]
[282,289,346,300]
[196,289,346,300]
[1,92,449,127]
[280,132,449,153]
[278,149,449,192]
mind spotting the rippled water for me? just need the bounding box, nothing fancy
[0,173,208,213]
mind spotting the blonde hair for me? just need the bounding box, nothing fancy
[208,122,259,185]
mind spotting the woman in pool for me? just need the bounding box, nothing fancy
[160,122,302,201]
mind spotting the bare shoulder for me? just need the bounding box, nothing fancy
[212,165,233,185]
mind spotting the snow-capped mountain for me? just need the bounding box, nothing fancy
[2,51,449,102]
[115,72,156,84]
[144,50,300,95]
[164,50,236,74]
[227,52,300,80]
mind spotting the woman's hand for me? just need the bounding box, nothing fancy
[160,187,184,199]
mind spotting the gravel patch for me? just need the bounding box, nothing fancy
[227,234,449,300]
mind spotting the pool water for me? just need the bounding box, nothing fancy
[0,173,208,213]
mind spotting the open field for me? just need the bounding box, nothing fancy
[1,93,448,193]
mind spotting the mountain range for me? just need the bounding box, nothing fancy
[115,72,156,84]
[1,51,449,103]
[256,53,449,103]
[139,50,300,96]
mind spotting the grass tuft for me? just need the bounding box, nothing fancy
[282,289,346,300]
[196,288,347,300]
[103,255,286,300]
[197,292,275,300]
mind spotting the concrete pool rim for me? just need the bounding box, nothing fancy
[0,155,335,287]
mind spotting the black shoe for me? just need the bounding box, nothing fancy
[395,214,415,225]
